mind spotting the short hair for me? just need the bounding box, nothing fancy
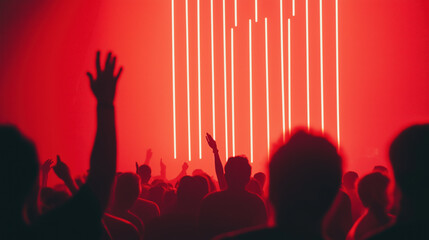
[114,172,140,210]
[137,164,151,183]
[343,171,359,189]
[1,126,39,211]
[389,124,429,199]
[357,172,390,208]
[224,156,251,189]
[269,131,342,224]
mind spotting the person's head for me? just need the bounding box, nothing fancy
[224,156,251,190]
[357,172,390,210]
[137,164,151,184]
[177,175,209,209]
[254,172,266,189]
[246,178,262,196]
[373,165,388,175]
[113,172,140,211]
[269,131,342,227]
[1,126,39,219]
[389,124,429,205]
[342,171,359,190]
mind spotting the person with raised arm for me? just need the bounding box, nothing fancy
[2,51,123,239]
[205,133,227,190]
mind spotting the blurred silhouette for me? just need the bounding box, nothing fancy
[220,131,342,240]
[146,175,209,240]
[343,171,365,222]
[198,155,267,240]
[347,172,395,240]
[2,51,122,239]
[369,124,429,239]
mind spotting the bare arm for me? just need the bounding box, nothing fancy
[206,133,227,190]
[85,51,122,210]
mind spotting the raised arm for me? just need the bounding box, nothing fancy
[86,51,122,210]
[206,133,227,190]
[53,155,78,194]
[144,148,153,165]
[41,159,53,188]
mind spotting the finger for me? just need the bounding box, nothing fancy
[105,52,112,71]
[115,67,123,82]
[56,155,61,163]
[96,51,101,74]
[110,56,117,74]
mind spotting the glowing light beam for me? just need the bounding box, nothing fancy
[288,18,291,134]
[231,28,235,156]
[292,0,295,16]
[211,0,216,140]
[265,18,270,156]
[249,19,254,163]
[171,0,177,159]
[335,0,341,148]
[185,0,191,161]
[305,0,310,130]
[255,0,258,22]
[320,0,325,133]
[197,0,202,159]
[223,0,228,160]
[280,0,286,141]
[234,0,237,27]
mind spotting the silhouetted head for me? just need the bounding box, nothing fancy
[269,131,342,227]
[389,124,429,205]
[254,172,266,189]
[224,156,251,190]
[343,171,359,190]
[137,164,151,184]
[1,126,39,219]
[177,175,209,210]
[358,172,390,210]
[246,178,262,196]
[113,172,140,211]
[373,165,388,175]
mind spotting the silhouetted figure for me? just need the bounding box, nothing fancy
[372,166,388,175]
[2,51,122,239]
[198,156,267,240]
[245,178,263,196]
[103,213,140,240]
[343,171,365,222]
[130,198,160,226]
[347,173,395,240]
[137,164,152,198]
[253,172,266,191]
[221,131,342,240]
[324,189,353,240]
[369,124,429,239]
[146,175,209,240]
[109,172,145,238]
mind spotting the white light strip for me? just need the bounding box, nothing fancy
[198,0,202,159]
[292,0,295,16]
[255,0,258,22]
[186,0,191,161]
[231,28,235,156]
[211,0,216,140]
[335,0,340,148]
[234,0,237,27]
[265,18,270,156]
[305,0,310,130]
[288,18,291,134]
[172,0,177,159]
[320,0,324,133]
[280,0,286,141]
[223,0,228,160]
[249,19,254,163]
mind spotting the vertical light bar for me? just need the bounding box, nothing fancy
[292,0,295,16]
[231,28,235,156]
[223,0,228,160]
[305,0,310,130]
[172,0,177,159]
[185,0,191,161]
[211,0,216,140]
[320,0,324,133]
[234,0,237,27]
[255,0,258,22]
[335,0,340,148]
[197,0,202,159]
[265,18,270,156]
[287,18,291,134]
[280,0,286,141]
[249,19,254,163]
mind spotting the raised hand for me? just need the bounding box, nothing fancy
[160,158,166,171]
[146,149,153,161]
[87,51,123,105]
[53,155,71,182]
[206,133,217,151]
[182,162,189,171]
[42,159,53,176]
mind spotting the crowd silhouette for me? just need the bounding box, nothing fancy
[2,52,428,240]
